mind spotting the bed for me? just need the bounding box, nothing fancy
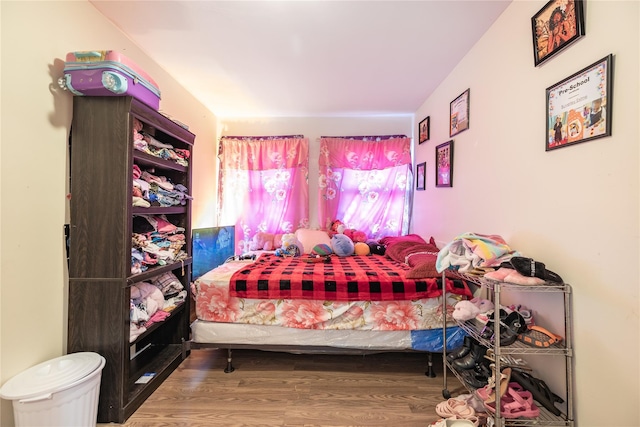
[186,233,474,376]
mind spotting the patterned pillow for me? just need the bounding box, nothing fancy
[312,243,333,256]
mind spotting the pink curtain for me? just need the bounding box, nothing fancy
[318,136,412,239]
[217,136,309,253]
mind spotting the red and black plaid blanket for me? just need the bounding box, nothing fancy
[229,254,472,301]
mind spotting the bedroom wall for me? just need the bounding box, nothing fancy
[1,1,637,426]
[413,1,639,425]
[219,115,413,229]
[0,1,217,425]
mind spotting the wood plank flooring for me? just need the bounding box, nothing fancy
[105,348,466,427]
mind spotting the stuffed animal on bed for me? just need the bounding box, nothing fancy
[354,241,370,255]
[342,228,367,243]
[328,219,344,238]
[328,219,367,243]
[249,231,283,251]
[367,240,386,255]
[331,233,355,256]
[275,233,303,257]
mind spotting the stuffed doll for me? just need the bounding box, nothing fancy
[328,219,344,238]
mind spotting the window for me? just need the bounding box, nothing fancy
[217,136,309,252]
[318,136,412,238]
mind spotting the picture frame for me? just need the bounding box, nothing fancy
[435,140,454,188]
[418,116,430,144]
[416,162,426,190]
[532,0,585,67]
[449,89,469,137]
[545,54,613,152]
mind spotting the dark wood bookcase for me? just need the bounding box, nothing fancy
[67,96,194,423]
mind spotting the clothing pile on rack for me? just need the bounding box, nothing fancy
[132,164,192,208]
[132,118,190,166]
[131,214,188,274]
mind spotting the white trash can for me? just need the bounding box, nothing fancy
[0,352,105,427]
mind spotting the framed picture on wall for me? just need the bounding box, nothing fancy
[418,116,430,144]
[532,0,585,67]
[449,89,469,137]
[435,140,453,187]
[545,54,613,151]
[416,162,426,190]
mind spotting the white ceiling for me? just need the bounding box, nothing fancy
[90,0,512,118]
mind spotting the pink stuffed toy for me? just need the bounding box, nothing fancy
[470,297,494,313]
[452,300,481,322]
[250,231,283,251]
[350,230,367,243]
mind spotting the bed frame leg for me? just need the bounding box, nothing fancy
[424,352,436,378]
[224,348,235,373]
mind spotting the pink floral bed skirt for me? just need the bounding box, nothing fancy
[193,259,466,331]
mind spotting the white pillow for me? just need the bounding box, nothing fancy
[295,228,332,254]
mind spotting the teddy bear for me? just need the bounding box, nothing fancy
[249,231,283,251]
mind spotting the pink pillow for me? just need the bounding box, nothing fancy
[295,229,332,254]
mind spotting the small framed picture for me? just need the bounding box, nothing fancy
[532,0,585,67]
[450,89,470,137]
[435,140,454,188]
[546,54,613,151]
[418,116,430,144]
[416,162,426,190]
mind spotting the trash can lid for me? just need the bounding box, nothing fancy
[0,352,105,400]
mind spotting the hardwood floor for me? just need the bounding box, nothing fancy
[107,348,467,427]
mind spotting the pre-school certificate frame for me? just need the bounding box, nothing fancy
[545,54,613,151]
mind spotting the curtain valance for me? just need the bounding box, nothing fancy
[219,136,309,171]
[319,136,411,170]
